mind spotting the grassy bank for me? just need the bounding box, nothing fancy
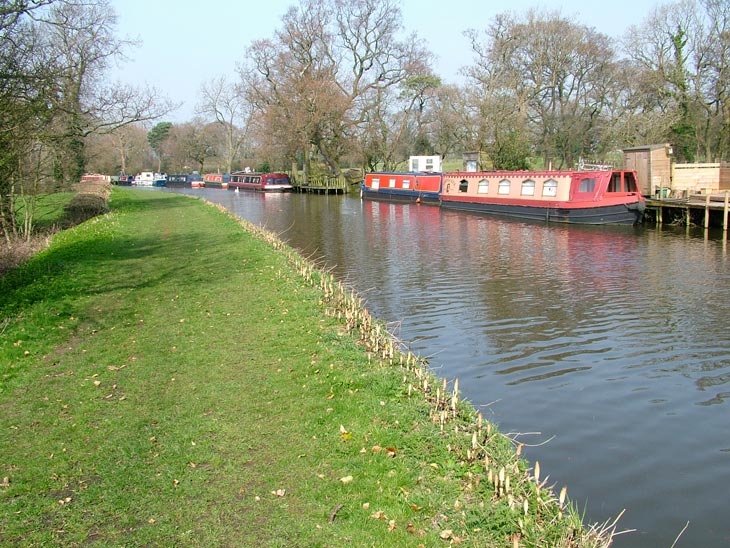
[0,188,615,547]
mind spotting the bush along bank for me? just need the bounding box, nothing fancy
[209,200,621,548]
[0,189,620,547]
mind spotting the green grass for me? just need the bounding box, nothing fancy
[0,188,614,547]
[12,192,76,232]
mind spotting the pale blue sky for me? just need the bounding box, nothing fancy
[109,0,661,123]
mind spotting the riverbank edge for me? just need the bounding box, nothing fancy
[193,193,620,547]
[0,188,618,546]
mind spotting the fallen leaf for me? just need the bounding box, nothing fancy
[339,475,353,484]
[272,489,286,497]
[440,529,453,539]
[388,519,396,532]
[371,510,388,520]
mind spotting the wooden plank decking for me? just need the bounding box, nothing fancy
[645,192,730,230]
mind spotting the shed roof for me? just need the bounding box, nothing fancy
[622,143,671,152]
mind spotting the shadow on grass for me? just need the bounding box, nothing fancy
[1,192,236,316]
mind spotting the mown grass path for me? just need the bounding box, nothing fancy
[1,189,612,547]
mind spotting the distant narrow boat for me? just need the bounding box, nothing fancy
[228,172,292,192]
[133,171,167,187]
[203,173,229,189]
[360,172,442,204]
[440,169,645,225]
[167,173,203,188]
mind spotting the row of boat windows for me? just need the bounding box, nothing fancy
[457,178,570,197]
[372,177,415,189]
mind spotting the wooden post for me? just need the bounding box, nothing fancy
[704,194,711,229]
[723,191,729,233]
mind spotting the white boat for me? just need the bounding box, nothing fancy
[133,171,167,186]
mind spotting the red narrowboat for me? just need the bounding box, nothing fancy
[439,169,645,225]
[360,172,442,204]
[228,172,292,192]
[203,173,229,189]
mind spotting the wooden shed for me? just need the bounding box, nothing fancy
[623,144,673,197]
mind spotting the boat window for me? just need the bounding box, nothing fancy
[578,177,596,193]
[543,179,558,197]
[498,179,510,195]
[371,177,380,189]
[625,171,638,192]
[459,179,469,192]
[477,179,489,194]
[608,173,622,192]
[403,179,411,189]
[389,178,396,188]
[521,179,536,196]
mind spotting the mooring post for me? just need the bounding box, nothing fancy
[724,191,729,234]
[704,194,711,229]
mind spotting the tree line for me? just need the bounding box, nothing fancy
[0,0,173,241]
[3,0,730,239]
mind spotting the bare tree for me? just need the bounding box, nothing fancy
[623,0,730,162]
[465,9,620,168]
[240,0,434,178]
[197,76,252,174]
[38,0,176,184]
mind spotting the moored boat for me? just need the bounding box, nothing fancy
[133,171,167,187]
[203,173,230,189]
[228,172,292,192]
[440,169,645,225]
[167,173,202,188]
[361,171,442,204]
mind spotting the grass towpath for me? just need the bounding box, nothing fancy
[0,188,613,547]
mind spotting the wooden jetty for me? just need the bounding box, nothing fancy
[292,175,353,195]
[645,191,730,231]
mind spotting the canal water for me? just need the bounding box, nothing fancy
[168,188,730,547]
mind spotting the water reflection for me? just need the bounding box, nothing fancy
[169,188,730,547]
